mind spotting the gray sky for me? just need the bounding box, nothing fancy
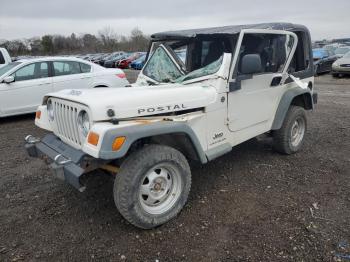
[0,0,349,41]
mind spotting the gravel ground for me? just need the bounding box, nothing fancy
[0,72,349,261]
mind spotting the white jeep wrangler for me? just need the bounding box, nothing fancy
[25,23,317,229]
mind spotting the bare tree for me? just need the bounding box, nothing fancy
[0,27,150,57]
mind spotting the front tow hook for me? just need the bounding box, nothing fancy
[54,154,72,165]
[25,135,40,144]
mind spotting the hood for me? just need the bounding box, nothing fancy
[335,57,350,64]
[45,84,217,121]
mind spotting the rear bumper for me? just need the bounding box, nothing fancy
[25,134,87,192]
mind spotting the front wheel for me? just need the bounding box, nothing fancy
[273,106,307,154]
[114,144,191,229]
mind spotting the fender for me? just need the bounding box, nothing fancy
[271,88,313,130]
[99,121,208,163]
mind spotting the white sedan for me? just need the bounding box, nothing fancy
[0,57,129,117]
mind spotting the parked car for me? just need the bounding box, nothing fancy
[334,46,350,58]
[313,48,337,75]
[82,54,94,60]
[99,52,125,66]
[104,53,129,68]
[332,51,350,77]
[116,53,143,69]
[0,57,129,117]
[130,54,146,70]
[0,48,11,68]
[91,53,110,64]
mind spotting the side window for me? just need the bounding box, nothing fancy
[37,62,49,78]
[0,52,5,64]
[80,63,91,73]
[289,32,310,73]
[53,61,81,76]
[238,33,294,74]
[12,63,36,81]
[11,62,49,81]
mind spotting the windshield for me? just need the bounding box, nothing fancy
[142,37,229,84]
[335,47,350,55]
[134,55,146,63]
[0,62,21,77]
[143,46,184,83]
[176,55,223,83]
[343,51,350,59]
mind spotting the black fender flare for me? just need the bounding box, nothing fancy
[271,88,313,130]
[99,121,208,163]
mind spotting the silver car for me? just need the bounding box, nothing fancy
[332,51,350,77]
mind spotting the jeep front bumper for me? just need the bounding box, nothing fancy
[25,133,87,192]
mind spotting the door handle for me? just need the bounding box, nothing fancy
[38,83,50,86]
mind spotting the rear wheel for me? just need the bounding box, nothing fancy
[273,106,307,155]
[114,144,191,229]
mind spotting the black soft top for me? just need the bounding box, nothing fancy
[151,22,309,40]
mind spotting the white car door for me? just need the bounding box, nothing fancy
[227,30,297,137]
[52,61,92,91]
[0,61,53,115]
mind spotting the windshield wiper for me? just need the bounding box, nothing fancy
[162,78,175,83]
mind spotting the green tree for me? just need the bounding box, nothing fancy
[41,35,54,54]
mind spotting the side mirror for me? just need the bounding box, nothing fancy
[3,76,15,84]
[241,54,262,75]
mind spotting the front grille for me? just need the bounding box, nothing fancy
[340,64,350,68]
[51,98,83,148]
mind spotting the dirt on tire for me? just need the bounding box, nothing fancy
[0,72,349,261]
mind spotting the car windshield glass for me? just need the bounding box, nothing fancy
[0,62,21,77]
[335,47,350,55]
[343,52,350,58]
[175,55,223,83]
[143,46,184,83]
[143,43,224,84]
[134,55,146,62]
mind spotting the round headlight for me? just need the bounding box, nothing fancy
[47,99,54,121]
[78,110,90,137]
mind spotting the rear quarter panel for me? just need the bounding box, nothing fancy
[92,70,129,87]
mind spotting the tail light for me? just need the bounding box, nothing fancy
[116,73,126,78]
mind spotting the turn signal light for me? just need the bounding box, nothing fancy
[35,111,41,119]
[88,132,100,146]
[112,136,126,151]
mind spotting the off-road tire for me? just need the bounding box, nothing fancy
[114,144,191,229]
[273,106,307,155]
